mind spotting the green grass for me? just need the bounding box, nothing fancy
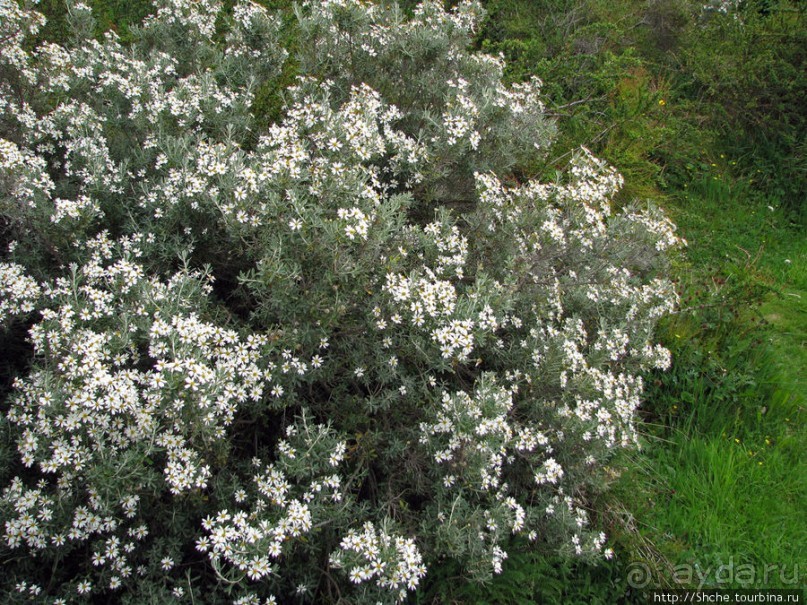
[623,388,806,587]
[619,426,805,588]
[616,174,806,589]
[418,541,638,604]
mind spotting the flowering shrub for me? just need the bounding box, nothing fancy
[0,0,682,602]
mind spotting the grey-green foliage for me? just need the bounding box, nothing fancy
[0,0,681,602]
[295,0,556,206]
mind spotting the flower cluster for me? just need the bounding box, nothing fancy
[0,262,41,325]
[703,0,742,16]
[7,239,261,478]
[338,207,373,241]
[200,415,348,597]
[420,375,515,492]
[330,522,427,603]
[423,221,469,278]
[295,0,555,203]
[0,0,45,83]
[0,138,55,211]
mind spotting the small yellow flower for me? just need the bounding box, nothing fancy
[658,99,666,106]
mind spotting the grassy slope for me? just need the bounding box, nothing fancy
[620,177,806,589]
